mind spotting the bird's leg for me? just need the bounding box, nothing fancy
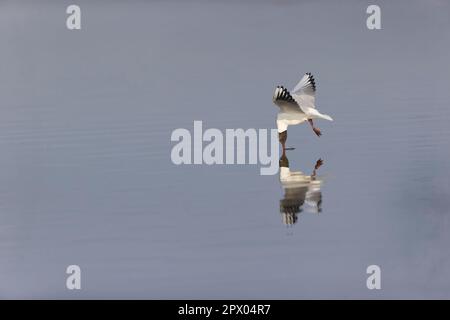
[278,130,287,151]
[311,158,324,178]
[308,119,322,137]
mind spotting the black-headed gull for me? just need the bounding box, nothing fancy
[272,73,333,149]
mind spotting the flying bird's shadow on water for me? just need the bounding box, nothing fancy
[278,151,324,227]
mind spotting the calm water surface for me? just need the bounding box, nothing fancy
[1,1,450,298]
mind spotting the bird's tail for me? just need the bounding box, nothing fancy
[317,113,333,121]
[308,108,333,121]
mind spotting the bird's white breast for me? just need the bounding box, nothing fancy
[276,112,308,132]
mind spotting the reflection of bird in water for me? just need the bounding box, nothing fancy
[272,73,333,150]
[279,153,324,226]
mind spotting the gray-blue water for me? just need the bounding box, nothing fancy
[1,0,450,298]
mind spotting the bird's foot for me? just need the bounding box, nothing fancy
[313,127,322,137]
[315,158,324,170]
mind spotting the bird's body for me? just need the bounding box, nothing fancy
[272,73,333,147]
[276,112,308,133]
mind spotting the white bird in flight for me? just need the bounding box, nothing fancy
[272,73,333,149]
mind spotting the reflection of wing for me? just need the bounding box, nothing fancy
[279,166,323,220]
[273,86,305,114]
[305,181,322,213]
[291,73,316,111]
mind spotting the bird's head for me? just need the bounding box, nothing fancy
[279,154,289,168]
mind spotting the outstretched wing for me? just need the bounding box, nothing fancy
[273,86,304,113]
[291,73,316,110]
